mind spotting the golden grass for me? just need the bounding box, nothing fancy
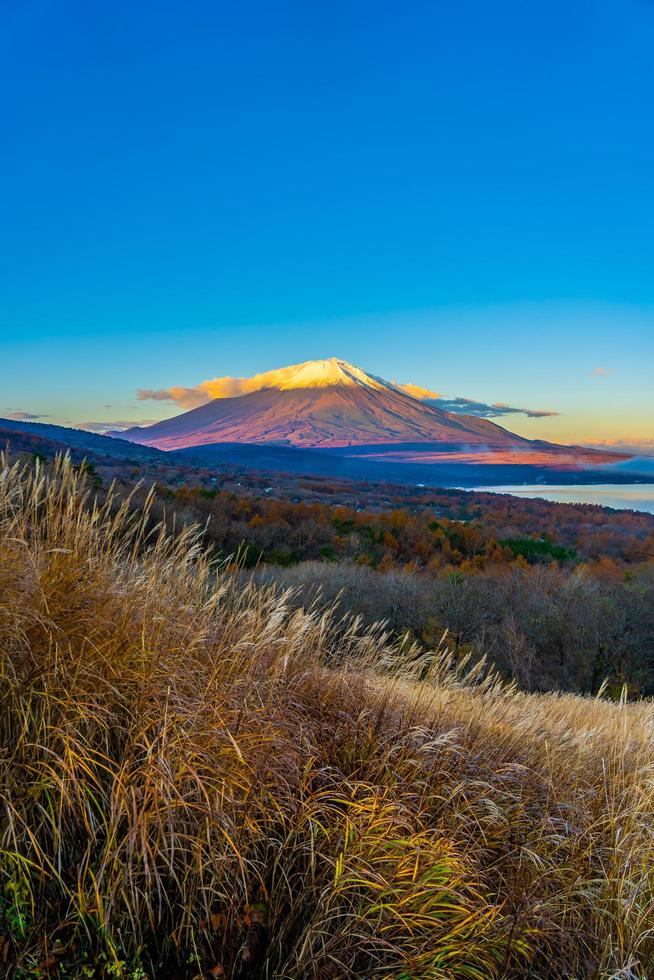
[0,455,653,978]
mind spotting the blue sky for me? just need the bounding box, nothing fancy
[1,0,653,448]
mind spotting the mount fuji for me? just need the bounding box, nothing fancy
[119,358,535,449]
[115,358,625,477]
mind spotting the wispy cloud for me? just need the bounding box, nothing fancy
[397,388,559,419]
[3,410,50,421]
[591,366,612,377]
[432,396,559,419]
[78,419,159,434]
[584,437,654,457]
[137,387,196,405]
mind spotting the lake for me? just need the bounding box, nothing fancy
[470,484,654,515]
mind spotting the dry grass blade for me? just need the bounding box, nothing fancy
[0,454,652,977]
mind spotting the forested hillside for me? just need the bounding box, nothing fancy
[3,432,654,696]
[155,484,654,695]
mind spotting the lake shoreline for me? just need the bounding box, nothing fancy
[465,484,654,515]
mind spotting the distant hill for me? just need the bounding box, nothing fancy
[0,418,172,462]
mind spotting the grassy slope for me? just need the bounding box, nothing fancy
[0,456,653,978]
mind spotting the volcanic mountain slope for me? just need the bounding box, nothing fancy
[118,358,540,452]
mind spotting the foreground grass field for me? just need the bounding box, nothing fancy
[1,457,653,978]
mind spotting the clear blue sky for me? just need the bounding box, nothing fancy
[2,0,653,448]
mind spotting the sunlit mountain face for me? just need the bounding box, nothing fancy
[116,358,625,469]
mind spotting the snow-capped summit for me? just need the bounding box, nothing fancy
[253,357,388,392]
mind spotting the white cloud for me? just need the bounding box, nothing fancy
[396,390,559,420]
[78,419,159,434]
[3,410,50,421]
[584,437,654,457]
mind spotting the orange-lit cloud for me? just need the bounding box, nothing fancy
[591,366,612,377]
[393,381,442,400]
[137,385,214,409]
[136,364,344,409]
